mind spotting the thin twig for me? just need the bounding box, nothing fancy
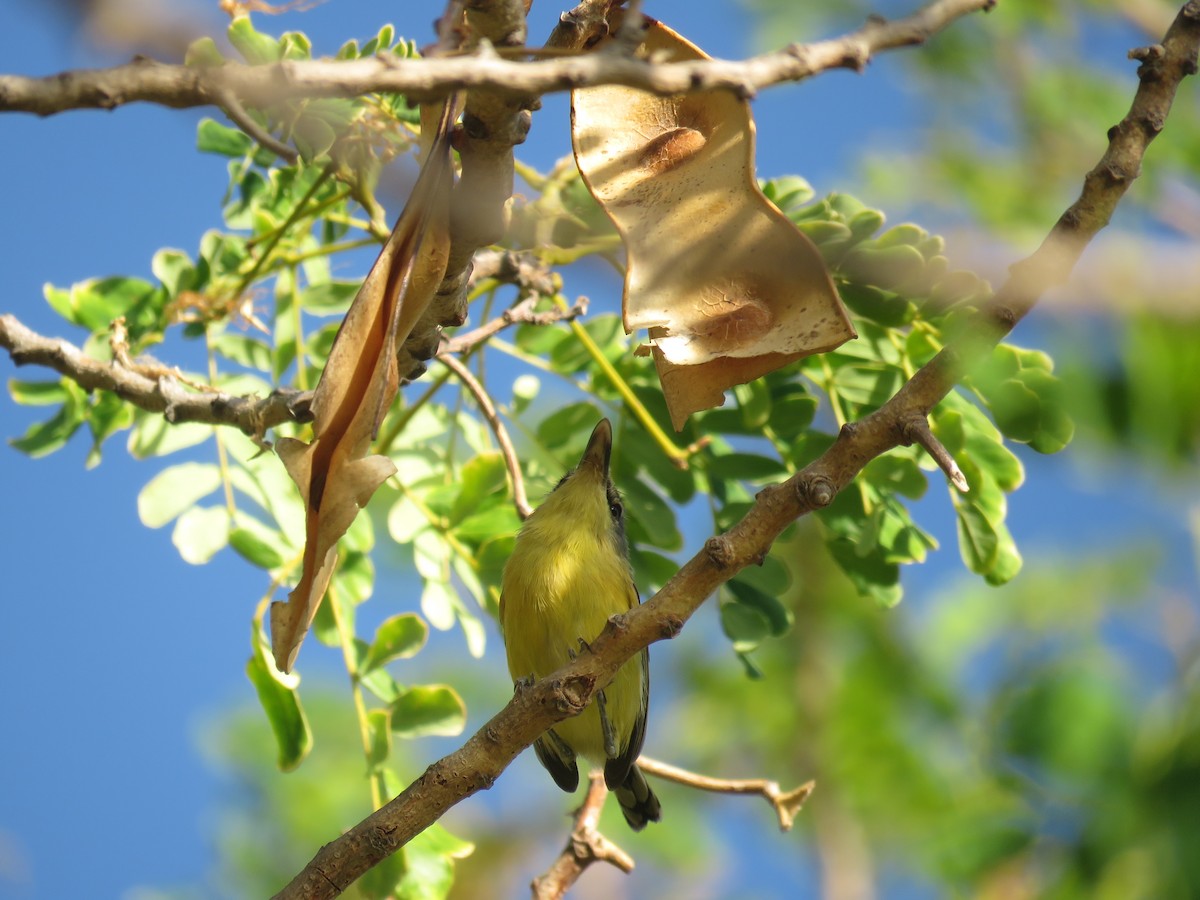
[440,295,586,355]
[271,7,1200,896]
[637,756,816,832]
[211,85,298,162]
[530,772,634,900]
[438,352,533,519]
[901,414,969,491]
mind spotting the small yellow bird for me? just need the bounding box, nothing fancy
[499,418,661,830]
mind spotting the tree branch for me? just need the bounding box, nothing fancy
[0,312,310,437]
[530,771,633,900]
[637,756,816,832]
[0,0,995,117]
[438,351,533,519]
[271,5,1200,896]
[0,253,578,441]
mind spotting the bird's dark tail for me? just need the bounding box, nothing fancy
[613,763,661,831]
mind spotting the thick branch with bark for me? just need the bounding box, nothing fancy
[0,0,995,117]
[0,251,573,439]
[0,312,310,436]
[396,0,536,381]
[270,5,1200,898]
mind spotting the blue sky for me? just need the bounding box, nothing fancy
[1,2,1196,898]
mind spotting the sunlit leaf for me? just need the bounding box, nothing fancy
[391,684,466,739]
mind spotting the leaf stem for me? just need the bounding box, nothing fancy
[553,296,690,468]
[235,164,335,298]
[327,578,388,811]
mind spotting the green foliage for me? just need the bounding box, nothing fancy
[1,11,1116,900]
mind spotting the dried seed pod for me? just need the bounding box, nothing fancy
[572,15,855,429]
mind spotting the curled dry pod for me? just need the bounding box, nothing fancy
[571,15,855,430]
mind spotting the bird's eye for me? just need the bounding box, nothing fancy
[609,501,623,519]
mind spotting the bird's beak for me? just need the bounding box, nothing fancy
[579,418,612,475]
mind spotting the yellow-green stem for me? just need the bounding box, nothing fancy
[554,296,690,467]
[235,165,334,298]
[281,237,378,267]
[327,579,388,811]
[248,186,352,249]
[376,367,454,455]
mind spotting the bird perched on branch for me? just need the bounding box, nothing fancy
[500,418,661,830]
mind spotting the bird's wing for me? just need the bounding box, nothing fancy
[534,729,580,793]
[604,580,649,790]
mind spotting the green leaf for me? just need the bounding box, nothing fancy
[196,118,253,157]
[43,276,160,336]
[366,708,392,769]
[735,553,790,596]
[421,578,457,632]
[294,115,338,162]
[630,547,678,593]
[127,415,213,459]
[838,243,927,291]
[768,394,818,442]
[848,208,886,240]
[512,374,540,413]
[363,614,429,673]
[829,362,904,410]
[707,452,789,482]
[8,380,68,406]
[211,333,272,371]
[726,576,793,636]
[85,390,136,468]
[449,453,508,525]
[514,320,569,356]
[184,36,225,67]
[1029,400,1074,454]
[863,454,928,500]
[719,598,772,653]
[229,526,286,569]
[394,824,474,900]
[246,617,311,772]
[391,684,467,739]
[361,668,402,704]
[9,397,84,457]
[151,248,199,299]
[336,551,375,606]
[955,501,999,574]
[550,315,624,372]
[172,505,230,564]
[228,15,282,64]
[984,533,1023,585]
[827,537,903,607]
[986,378,1042,443]
[839,283,912,327]
[279,30,312,60]
[536,401,603,449]
[453,504,522,544]
[733,380,771,429]
[622,476,682,551]
[138,462,223,528]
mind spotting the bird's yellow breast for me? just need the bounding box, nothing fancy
[499,473,643,764]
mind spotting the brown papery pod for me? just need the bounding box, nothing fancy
[270,96,462,674]
[571,15,855,430]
